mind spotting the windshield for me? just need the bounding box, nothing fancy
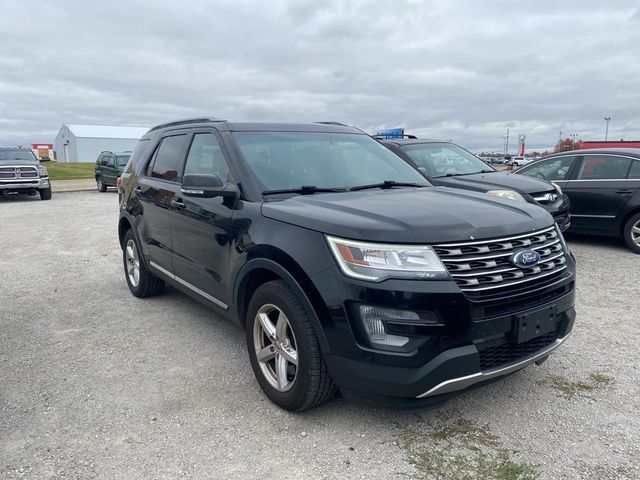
[0,150,37,162]
[232,132,430,191]
[116,155,130,166]
[402,143,494,177]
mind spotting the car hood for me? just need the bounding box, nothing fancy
[0,159,39,167]
[432,172,554,195]
[261,187,553,243]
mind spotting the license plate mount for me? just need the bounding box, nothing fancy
[510,306,557,344]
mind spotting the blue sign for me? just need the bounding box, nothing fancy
[376,128,404,139]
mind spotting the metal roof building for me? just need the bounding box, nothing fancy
[54,124,149,163]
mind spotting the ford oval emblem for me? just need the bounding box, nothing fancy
[511,249,541,268]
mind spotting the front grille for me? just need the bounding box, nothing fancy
[434,226,567,294]
[531,190,559,205]
[478,330,558,370]
[0,166,38,179]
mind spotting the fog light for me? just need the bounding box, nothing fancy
[358,305,417,347]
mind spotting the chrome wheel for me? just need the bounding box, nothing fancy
[125,239,140,287]
[253,304,298,392]
[632,220,640,247]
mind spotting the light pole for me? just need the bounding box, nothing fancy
[604,117,611,141]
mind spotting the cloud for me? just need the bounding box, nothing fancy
[0,0,638,151]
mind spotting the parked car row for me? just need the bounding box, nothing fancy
[117,118,576,411]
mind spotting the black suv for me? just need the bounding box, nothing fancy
[380,138,572,231]
[118,119,576,411]
[0,146,52,200]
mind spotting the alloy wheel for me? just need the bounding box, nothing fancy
[632,219,640,247]
[125,239,140,287]
[253,303,298,392]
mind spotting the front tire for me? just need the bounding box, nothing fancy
[97,176,107,192]
[39,187,52,200]
[623,213,640,254]
[122,229,165,297]
[246,280,336,411]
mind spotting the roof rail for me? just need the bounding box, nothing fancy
[373,134,418,140]
[315,121,349,127]
[149,117,226,132]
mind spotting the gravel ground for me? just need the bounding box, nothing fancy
[1,191,639,479]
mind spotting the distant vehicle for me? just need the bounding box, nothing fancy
[95,151,131,192]
[516,148,640,253]
[509,156,534,167]
[379,138,572,231]
[0,146,52,200]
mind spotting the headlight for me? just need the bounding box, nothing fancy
[38,165,48,176]
[326,236,448,281]
[551,182,563,195]
[486,189,526,203]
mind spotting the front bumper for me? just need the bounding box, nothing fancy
[310,257,576,406]
[0,176,49,191]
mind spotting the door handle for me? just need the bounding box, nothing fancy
[615,189,634,195]
[171,199,186,210]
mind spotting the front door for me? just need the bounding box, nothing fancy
[170,131,236,309]
[564,154,635,234]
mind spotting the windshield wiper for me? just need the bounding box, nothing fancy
[262,185,347,196]
[438,170,494,178]
[349,180,425,191]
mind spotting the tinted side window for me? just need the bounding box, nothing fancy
[128,139,150,174]
[97,154,104,165]
[150,135,187,182]
[106,155,115,168]
[577,155,632,180]
[627,160,640,179]
[520,156,577,181]
[183,133,230,180]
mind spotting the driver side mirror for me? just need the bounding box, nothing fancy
[181,173,238,200]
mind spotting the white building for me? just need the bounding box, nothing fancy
[54,124,149,163]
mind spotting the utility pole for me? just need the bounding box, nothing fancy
[604,117,611,141]
[505,128,510,155]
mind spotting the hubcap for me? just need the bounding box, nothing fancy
[632,220,640,247]
[125,239,140,287]
[253,304,298,392]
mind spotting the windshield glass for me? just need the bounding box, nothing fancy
[402,143,494,177]
[232,132,430,191]
[0,150,37,162]
[116,155,130,166]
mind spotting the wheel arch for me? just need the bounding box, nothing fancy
[620,207,640,235]
[233,251,332,355]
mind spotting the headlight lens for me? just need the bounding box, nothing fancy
[38,165,48,176]
[551,182,563,195]
[326,236,448,281]
[486,189,526,203]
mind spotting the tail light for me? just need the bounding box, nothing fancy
[116,177,123,190]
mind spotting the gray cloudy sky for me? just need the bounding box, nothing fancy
[1,0,639,151]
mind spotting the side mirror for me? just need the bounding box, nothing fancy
[181,173,238,199]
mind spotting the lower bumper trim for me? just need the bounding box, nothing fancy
[416,333,571,398]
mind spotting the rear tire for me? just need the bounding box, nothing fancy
[623,213,640,254]
[97,177,107,192]
[39,187,52,200]
[122,229,165,297]
[245,280,336,411]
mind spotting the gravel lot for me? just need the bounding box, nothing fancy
[1,191,639,479]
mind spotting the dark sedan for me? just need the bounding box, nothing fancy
[516,148,640,253]
[380,138,572,231]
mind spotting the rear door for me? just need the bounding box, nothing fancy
[170,130,236,308]
[134,133,188,271]
[104,154,117,185]
[564,154,635,234]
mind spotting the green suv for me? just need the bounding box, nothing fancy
[95,151,131,192]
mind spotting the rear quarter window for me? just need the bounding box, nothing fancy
[127,138,150,174]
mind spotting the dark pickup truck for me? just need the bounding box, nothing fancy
[0,146,51,200]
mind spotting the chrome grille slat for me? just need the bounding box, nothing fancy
[0,165,38,180]
[435,227,568,294]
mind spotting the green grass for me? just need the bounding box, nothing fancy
[400,419,538,480]
[46,162,95,181]
[540,372,615,399]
